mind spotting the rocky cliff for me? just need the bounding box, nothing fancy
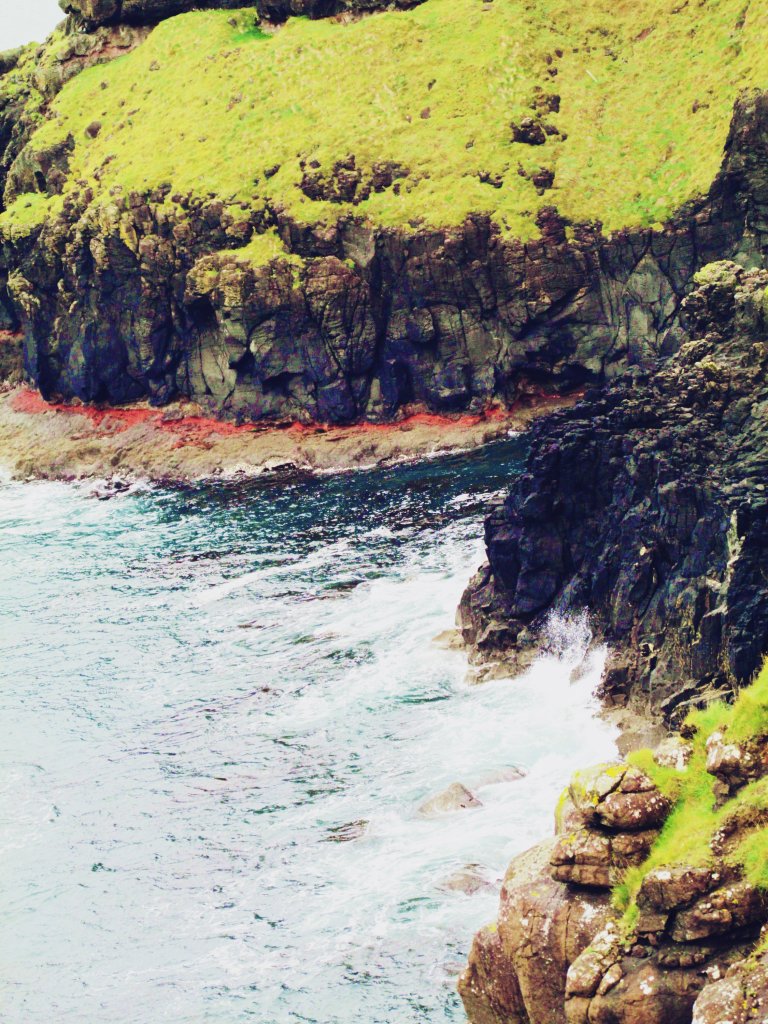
[459,261,768,723]
[460,667,768,1024]
[2,0,768,422]
[60,0,424,31]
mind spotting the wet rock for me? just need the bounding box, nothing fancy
[418,782,482,817]
[474,766,527,787]
[440,864,496,895]
[322,819,368,843]
[431,627,464,650]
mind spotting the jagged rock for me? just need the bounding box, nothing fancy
[551,828,613,887]
[569,764,671,832]
[638,866,724,914]
[511,117,547,145]
[459,258,768,720]
[692,953,768,1024]
[460,840,612,1024]
[653,736,693,771]
[459,923,528,1024]
[706,731,768,801]
[417,782,482,817]
[552,827,658,888]
[565,918,754,1024]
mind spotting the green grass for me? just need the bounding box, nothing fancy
[3,0,768,254]
[614,663,768,927]
[0,192,62,239]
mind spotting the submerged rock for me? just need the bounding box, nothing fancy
[418,782,482,817]
[439,863,496,896]
[322,819,369,843]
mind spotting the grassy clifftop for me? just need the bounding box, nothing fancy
[3,0,768,249]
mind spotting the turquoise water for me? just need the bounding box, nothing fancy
[0,440,616,1023]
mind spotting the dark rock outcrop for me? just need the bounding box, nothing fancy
[459,258,768,723]
[59,0,426,31]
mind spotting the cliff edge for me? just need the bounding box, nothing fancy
[460,261,768,723]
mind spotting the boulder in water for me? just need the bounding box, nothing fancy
[418,782,482,817]
[439,864,496,895]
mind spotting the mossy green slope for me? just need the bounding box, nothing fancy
[4,0,768,248]
[615,664,768,928]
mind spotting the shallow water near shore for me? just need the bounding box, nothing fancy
[0,438,617,1024]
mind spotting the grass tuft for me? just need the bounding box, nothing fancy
[616,662,768,934]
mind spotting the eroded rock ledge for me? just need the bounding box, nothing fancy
[459,261,768,723]
[2,41,768,422]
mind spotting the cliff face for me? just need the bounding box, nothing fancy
[459,260,768,723]
[2,0,768,422]
[461,670,768,1024]
[60,0,424,30]
[0,96,761,423]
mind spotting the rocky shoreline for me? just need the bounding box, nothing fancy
[459,714,768,1024]
[0,385,570,484]
[5,3,768,1023]
[456,263,768,1022]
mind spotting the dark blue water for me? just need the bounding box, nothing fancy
[0,437,616,1023]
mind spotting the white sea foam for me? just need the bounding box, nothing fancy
[0,443,616,1024]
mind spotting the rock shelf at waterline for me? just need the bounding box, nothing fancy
[0,387,575,483]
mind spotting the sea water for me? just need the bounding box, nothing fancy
[0,438,617,1024]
